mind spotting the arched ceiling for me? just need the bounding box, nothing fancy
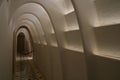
[9,2,54,45]
[9,0,72,47]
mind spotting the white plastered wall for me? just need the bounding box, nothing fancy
[0,0,12,80]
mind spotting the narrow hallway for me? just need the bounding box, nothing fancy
[0,0,120,80]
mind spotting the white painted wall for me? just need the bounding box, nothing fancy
[0,0,12,80]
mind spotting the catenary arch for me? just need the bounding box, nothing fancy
[9,3,56,45]
[9,2,64,80]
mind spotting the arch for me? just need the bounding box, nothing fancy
[13,27,34,80]
[16,13,48,45]
[9,2,58,46]
[9,2,63,80]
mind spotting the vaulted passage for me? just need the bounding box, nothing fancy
[14,28,44,80]
[1,0,120,80]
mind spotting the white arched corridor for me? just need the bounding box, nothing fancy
[1,0,120,80]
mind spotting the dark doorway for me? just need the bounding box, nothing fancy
[17,32,25,54]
